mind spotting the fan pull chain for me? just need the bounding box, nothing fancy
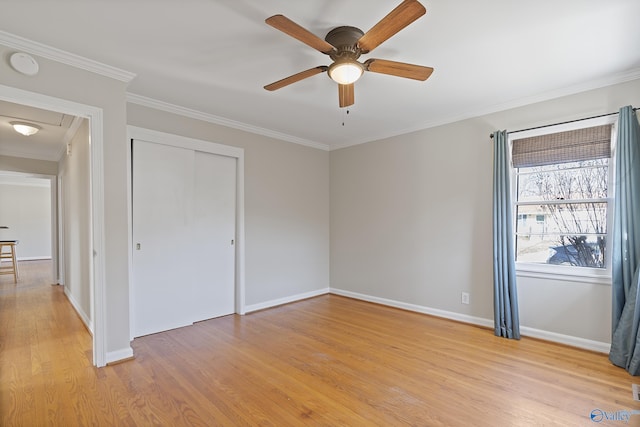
[342,109,350,126]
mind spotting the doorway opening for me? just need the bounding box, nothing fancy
[0,172,55,286]
[0,84,107,366]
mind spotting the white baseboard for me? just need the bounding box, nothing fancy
[330,288,610,354]
[244,287,330,313]
[330,288,494,328]
[106,347,134,364]
[17,256,52,261]
[62,288,135,366]
[519,326,610,353]
[63,286,94,333]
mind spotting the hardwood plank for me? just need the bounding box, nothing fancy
[1,260,637,426]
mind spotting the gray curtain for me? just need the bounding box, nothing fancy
[610,106,640,375]
[492,130,520,339]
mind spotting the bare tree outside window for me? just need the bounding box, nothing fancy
[515,159,608,268]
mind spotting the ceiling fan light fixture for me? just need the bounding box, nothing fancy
[328,60,363,85]
[10,121,41,136]
[264,1,432,106]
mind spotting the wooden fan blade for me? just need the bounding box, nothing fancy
[357,0,426,54]
[364,59,433,81]
[266,15,335,54]
[338,83,354,108]
[264,66,328,91]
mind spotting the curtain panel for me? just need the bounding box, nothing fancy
[492,130,520,339]
[610,106,640,375]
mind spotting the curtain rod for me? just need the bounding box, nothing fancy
[489,107,639,139]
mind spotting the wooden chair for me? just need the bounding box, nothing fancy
[0,240,19,284]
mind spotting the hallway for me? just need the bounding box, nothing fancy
[0,260,92,424]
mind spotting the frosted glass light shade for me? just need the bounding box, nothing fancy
[328,61,363,85]
[11,122,40,136]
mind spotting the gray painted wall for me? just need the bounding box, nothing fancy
[59,119,92,326]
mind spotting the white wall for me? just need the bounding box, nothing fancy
[0,179,51,259]
[331,78,640,349]
[58,119,92,327]
[127,103,330,310]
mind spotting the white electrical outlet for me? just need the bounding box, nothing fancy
[461,292,470,304]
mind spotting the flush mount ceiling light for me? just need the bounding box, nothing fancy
[9,52,40,76]
[10,121,41,136]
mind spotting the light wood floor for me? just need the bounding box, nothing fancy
[1,261,638,426]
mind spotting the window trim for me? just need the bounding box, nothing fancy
[509,115,618,284]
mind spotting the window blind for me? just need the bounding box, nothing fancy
[512,124,612,168]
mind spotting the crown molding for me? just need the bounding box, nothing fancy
[0,30,136,83]
[126,93,330,151]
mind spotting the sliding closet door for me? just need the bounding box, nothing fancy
[132,140,195,336]
[132,140,236,337]
[191,151,236,322]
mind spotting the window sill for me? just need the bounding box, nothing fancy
[516,263,611,285]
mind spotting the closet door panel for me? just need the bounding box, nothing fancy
[132,140,196,337]
[190,151,236,322]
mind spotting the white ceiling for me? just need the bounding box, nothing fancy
[1,0,639,152]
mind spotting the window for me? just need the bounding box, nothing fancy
[510,117,616,279]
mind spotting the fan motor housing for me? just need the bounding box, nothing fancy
[325,26,364,60]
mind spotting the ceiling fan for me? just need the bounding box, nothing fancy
[263,0,434,108]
